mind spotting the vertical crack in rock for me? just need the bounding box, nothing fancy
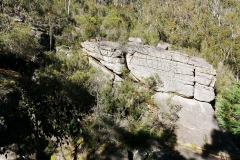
[193,68,196,96]
[122,51,130,72]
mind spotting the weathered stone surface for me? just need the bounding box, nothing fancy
[81,40,216,102]
[89,57,123,83]
[153,93,219,147]
[125,44,216,102]
[89,57,114,81]
[194,84,215,102]
[156,42,170,50]
[128,37,142,44]
[81,41,125,75]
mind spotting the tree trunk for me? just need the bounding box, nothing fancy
[49,17,52,51]
[68,0,71,15]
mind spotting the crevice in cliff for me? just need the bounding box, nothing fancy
[166,91,194,100]
[123,51,129,69]
[89,55,113,71]
[87,56,118,87]
[193,68,196,96]
[210,99,216,110]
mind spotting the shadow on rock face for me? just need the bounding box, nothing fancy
[201,128,240,160]
[199,115,240,160]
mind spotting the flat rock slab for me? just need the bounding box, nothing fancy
[154,93,240,157]
[153,92,219,147]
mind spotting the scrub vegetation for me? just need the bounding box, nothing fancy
[0,0,240,159]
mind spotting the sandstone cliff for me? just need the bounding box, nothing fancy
[81,40,216,103]
[81,39,222,149]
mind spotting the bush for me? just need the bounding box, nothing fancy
[216,82,240,135]
[102,14,122,29]
[2,26,39,59]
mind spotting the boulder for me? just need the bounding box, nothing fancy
[128,37,142,44]
[156,42,170,50]
[153,92,219,147]
[80,39,240,157]
[14,15,25,22]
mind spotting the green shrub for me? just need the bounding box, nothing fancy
[144,73,162,90]
[84,23,96,39]
[216,82,240,135]
[102,15,122,29]
[2,26,38,59]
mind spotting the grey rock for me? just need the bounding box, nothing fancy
[81,40,216,102]
[194,84,215,102]
[81,41,125,75]
[133,149,147,160]
[14,15,25,22]
[156,42,170,50]
[89,57,123,84]
[124,44,216,102]
[132,142,165,160]
[128,37,142,44]
[149,150,166,160]
[153,93,219,147]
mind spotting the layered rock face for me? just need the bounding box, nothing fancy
[81,40,220,148]
[81,41,216,102]
[82,41,125,75]
[126,44,216,102]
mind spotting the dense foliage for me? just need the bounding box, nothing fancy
[216,82,240,135]
[1,0,239,78]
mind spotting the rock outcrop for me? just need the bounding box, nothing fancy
[128,37,142,44]
[81,39,221,149]
[156,42,170,50]
[82,41,125,75]
[153,93,219,147]
[126,44,216,102]
[81,40,216,102]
